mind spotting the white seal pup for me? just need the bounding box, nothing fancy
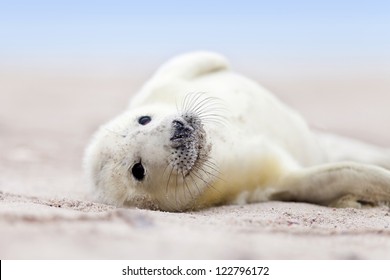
[84,51,390,211]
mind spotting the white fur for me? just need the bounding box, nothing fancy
[84,51,390,211]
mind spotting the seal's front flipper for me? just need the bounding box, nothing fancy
[271,162,390,208]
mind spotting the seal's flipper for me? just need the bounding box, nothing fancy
[129,52,230,109]
[272,162,390,208]
[153,51,229,80]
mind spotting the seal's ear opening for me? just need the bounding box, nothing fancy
[131,162,145,181]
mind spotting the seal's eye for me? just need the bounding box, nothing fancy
[138,116,151,125]
[131,162,145,181]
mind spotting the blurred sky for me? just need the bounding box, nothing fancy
[1,0,389,71]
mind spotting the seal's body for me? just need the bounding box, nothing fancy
[84,52,390,211]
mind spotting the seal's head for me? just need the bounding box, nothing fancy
[84,95,219,211]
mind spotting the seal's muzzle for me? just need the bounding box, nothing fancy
[168,114,207,176]
[170,119,194,145]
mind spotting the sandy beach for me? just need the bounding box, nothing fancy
[1,63,389,259]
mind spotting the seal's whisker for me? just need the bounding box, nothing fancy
[194,159,224,184]
[162,160,173,178]
[191,168,221,194]
[178,172,189,210]
[204,180,222,194]
[197,115,228,126]
[188,97,213,113]
[183,92,207,113]
[174,169,180,209]
[201,160,222,176]
[165,165,175,195]
[188,97,220,116]
[200,118,228,127]
[180,174,188,202]
[195,112,225,123]
[179,93,229,131]
[175,99,180,116]
[182,172,194,200]
[200,113,226,119]
[198,169,224,186]
[185,93,202,112]
[181,92,196,113]
[162,176,179,212]
[190,97,222,109]
[181,92,195,113]
[195,107,226,117]
[187,173,203,197]
[190,169,210,188]
[197,159,217,173]
[181,93,220,116]
[197,103,228,114]
[166,167,191,209]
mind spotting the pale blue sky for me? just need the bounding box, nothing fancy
[1,0,389,67]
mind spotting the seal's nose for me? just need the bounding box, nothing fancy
[170,120,194,142]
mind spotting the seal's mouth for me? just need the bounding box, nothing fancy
[169,113,206,176]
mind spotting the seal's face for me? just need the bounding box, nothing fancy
[85,102,215,211]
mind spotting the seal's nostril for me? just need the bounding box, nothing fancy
[172,120,184,129]
[171,119,194,142]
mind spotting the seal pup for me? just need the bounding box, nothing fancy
[84,51,390,211]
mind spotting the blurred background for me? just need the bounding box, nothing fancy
[0,0,389,198]
[1,0,389,72]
